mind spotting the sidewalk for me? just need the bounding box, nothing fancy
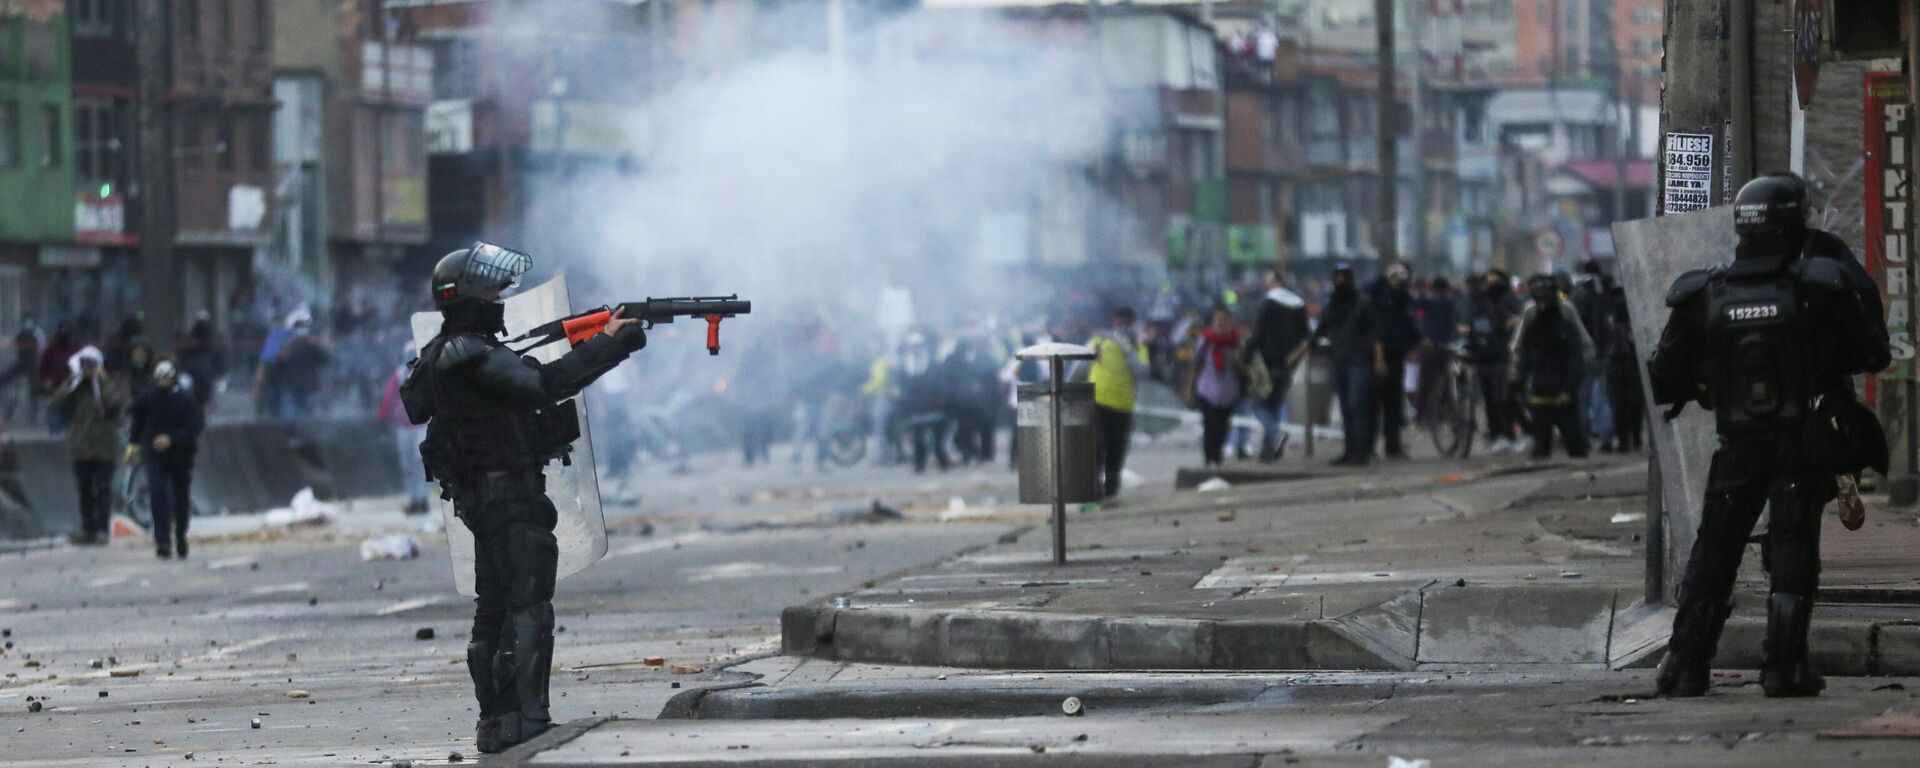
[782,453,1920,675]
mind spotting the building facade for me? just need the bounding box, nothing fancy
[0,1,74,335]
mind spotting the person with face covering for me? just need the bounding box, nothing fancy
[1186,307,1244,467]
[1300,264,1386,466]
[129,359,205,559]
[1509,274,1594,459]
[52,346,125,544]
[1464,270,1526,453]
[1365,263,1421,458]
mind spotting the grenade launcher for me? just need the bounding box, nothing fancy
[508,296,752,355]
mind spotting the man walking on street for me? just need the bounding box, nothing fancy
[1302,264,1385,467]
[1088,306,1147,498]
[1572,261,1616,450]
[130,360,204,559]
[52,346,124,544]
[1366,263,1421,459]
[1510,274,1593,460]
[1466,270,1525,453]
[1244,269,1310,461]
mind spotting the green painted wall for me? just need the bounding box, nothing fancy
[0,13,75,243]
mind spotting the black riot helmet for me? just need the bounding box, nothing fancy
[1732,173,1810,239]
[431,241,532,311]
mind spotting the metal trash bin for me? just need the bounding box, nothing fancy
[1016,382,1100,504]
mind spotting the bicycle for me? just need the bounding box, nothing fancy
[1422,342,1480,459]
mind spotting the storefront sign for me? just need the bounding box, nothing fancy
[73,190,129,245]
[1865,71,1915,383]
[1662,132,1713,213]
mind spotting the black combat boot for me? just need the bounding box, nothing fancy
[491,605,555,750]
[468,641,508,753]
[1657,597,1732,698]
[1760,593,1825,698]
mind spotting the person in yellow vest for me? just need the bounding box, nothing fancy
[859,352,898,464]
[1087,306,1148,499]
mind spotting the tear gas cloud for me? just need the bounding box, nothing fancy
[496,4,1148,347]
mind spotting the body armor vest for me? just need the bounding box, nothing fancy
[409,334,580,500]
[1703,270,1811,436]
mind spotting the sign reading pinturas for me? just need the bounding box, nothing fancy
[1662,132,1714,214]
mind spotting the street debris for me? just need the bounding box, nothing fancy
[1061,696,1083,716]
[1196,477,1232,492]
[448,753,464,763]
[89,658,103,669]
[361,534,422,561]
[263,488,339,528]
[1388,758,1431,768]
[670,664,704,675]
[250,718,261,729]
[286,691,310,699]
[27,700,41,713]
[643,656,666,667]
[1610,512,1647,524]
[1559,571,1583,579]
[415,628,436,641]
[109,669,140,678]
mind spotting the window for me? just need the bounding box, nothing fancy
[71,0,124,38]
[39,105,61,167]
[251,112,270,173]
[216,114,235,171]
[0,103,17,167]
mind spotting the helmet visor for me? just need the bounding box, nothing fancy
[463,242,533,296]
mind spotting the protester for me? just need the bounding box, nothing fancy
[37,322,82,432]
[859,349,899,465]
[1414,276,1462,422]
[1465,270,1525,454]
[129,359,204,559]
[898,333,952,473]
[1188,307,1245,468]
[943,337,998,465]
[52,346,124,544]
[272,318,332,423]
[1366,262,1421,459]
[378,349,432,514]
[1605,286,1646,452]
[0,316,40,423]
[175,315,227,411]
[1572,261,1616,451]
[1088,306,1147,497]
[1242,269,1309,462]
[1304,264,1384,466]
[1510,274,1593,460]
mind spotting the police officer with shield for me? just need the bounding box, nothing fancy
[1650,174,1891,698]
[400,243,648,751]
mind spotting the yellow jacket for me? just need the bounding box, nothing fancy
[859,357,891,397]
[1088,334,1147,412]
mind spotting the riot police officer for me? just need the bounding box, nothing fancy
[400,243,648,751]
[1649,174,1890,698]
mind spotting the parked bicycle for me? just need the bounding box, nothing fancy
[1421,342,1479,459]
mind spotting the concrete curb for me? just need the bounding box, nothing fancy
[788,593,1915,675]
[659,677,1286,720]
[495,715,611,768]
[785,606,1413,671]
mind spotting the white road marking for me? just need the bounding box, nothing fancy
[607,532,711,559]
[86,575,130,588]
[206,556,256,571]
[248,582,310,596]
[681,562,842,583]
[375,595,453,616]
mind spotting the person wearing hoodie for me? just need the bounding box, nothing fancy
[52,346,125,544]
[1366,262,1422,459]
[1509,274,1595,459]
[1242,269,1310,461]
[129,359,204,559]
[1300,264,1385,466]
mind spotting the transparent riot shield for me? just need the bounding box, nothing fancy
[1612,206,1734,602]
[411,275,609,597]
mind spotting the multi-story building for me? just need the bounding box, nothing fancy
[167,0,278,335]
[61,0,141,329]
[0,2,74,335]
[273,0,431,312]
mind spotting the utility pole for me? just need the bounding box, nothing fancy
[1374,0,1398,265]
[136,0,182,339]
[1658,0,1730,215]
[1408,0,1427,272]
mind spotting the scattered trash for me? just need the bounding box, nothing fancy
[670,682,681,689]
[1196,477,1232,492]
[1217,513,1237,522]
[1874,682,1907,692]
[98,691,108,698]
[832,597,852,609]
[414,628,435,641]
[23,660,40,668]
[109,669,139,678]
[1120,468,1144,490]
[1559,571,1583,579]
[939,496,997,522]
[448,753,464,763]
[643,657,666,667]
[1061,696,1084,716]
[670,665,704,675]
[1610,512,1647,525]
[263,488,339,528]
[250,718,261,729]
[1074,733,1088,742]
[1454,579,1467,588]
[285,691,309,699]
[1434,474,1465,485]
[27,700,41,713]
[1030,745,1046,754]
[392,761,414,768]
[184,752,193,760]
[1388,758,1431,768]
[89,659,103,669]
[360,535,422,562]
